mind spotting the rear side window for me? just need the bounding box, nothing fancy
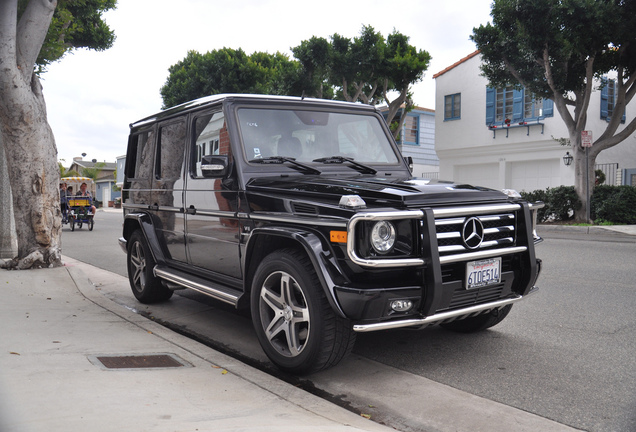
[125,130,155,180]
[155,120,186,181]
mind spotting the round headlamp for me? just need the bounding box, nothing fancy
[370,221,396,254]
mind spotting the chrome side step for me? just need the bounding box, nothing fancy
[352,286,540,332]
[153,265,242,306]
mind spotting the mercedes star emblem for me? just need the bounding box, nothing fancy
[462,217,484,249]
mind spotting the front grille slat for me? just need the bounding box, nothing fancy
[434,212,517,255]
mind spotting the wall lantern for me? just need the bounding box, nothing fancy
[563,151,573,166]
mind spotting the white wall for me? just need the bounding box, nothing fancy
[434,53,634,191]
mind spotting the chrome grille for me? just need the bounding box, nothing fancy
[435,212,517,255]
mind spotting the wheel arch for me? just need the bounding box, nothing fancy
[122,212,167,265]
[244,227,348,318]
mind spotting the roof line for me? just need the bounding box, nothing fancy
[433,50,480,79]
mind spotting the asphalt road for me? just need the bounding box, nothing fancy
[62,210,636,432]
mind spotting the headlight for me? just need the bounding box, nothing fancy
[370,221,396,254]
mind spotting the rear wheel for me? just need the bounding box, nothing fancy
[440,304,513,333]
[70,217,75,231]
[250,248,356,374]
[88,218,94,231]
[127,230,173,303]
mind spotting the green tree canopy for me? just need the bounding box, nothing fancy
[161,25,430,138]
[160,48,303,108]
[293,25,431,137]
[472,0,636,222]
[20,0,116,73]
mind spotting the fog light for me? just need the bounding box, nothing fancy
[390,299,413,312]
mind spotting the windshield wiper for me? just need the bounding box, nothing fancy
[249,156,321,175]
[313,156,377,175]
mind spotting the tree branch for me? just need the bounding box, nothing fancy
[16,0,57,82]
[0,0,18,68]
[574,56,595,132]
[542,44,575,131]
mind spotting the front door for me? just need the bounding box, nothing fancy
[184,109,241,279]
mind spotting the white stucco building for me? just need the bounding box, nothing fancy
[433,51,636,191]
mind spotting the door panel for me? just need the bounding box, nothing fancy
[185,110,241,278]
[151,119,187,263]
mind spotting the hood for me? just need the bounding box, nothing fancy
[246,175,511,208]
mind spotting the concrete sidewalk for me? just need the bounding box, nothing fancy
[0,265,392,432]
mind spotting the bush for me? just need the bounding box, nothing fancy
[521,186,581,222]
[591,185,636,224]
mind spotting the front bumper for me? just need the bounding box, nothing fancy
[352,285,539,332]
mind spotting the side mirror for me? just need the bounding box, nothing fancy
[201,155,230,178]
[404,156,414,173]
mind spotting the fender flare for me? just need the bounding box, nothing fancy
[122,212,167,265]
[244,226,349,318]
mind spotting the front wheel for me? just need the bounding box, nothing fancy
[88,218,94,231]
[440,304,513,333]
[127,230,173,303]
[250,249,356,374]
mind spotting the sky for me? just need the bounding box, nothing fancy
[44,0,494,166]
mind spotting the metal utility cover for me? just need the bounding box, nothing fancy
[88,353,191,370]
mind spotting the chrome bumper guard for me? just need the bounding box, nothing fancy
[352,286,539,332]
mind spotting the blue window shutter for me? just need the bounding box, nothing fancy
[485,87,495,124]
[543,98,554,117]
[512,89,523,121]
[600,77,609,120]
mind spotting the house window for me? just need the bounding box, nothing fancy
[495,87,514,122]
[601,77,626,123]
[486,87,553,125]
[403,114,419,144]
[444,93,461,120]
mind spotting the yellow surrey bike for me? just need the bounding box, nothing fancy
[61,177,95,232]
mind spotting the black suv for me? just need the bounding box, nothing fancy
[119,94,543,374]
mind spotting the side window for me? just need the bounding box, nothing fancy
[156,120,186,181]
[403,114,420,144]
[444,93,461,120]
[125,129,155,180]
[191,111,230,178]
[486,87,554,125]
[601,77,626,123]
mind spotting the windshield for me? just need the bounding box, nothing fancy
[237,108,399,165]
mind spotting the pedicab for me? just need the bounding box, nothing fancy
[60,176,95,231]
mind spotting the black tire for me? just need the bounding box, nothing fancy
[440,304,513,333]
[250,248,356,374]
[78,222,83,229]
[127,230,173,303]
[88,218,94,231]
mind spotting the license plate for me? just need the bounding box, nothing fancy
[466,257,501,289]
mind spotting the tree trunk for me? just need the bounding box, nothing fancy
[0,134,18,259]
[0,0,61,269]
[572,143,594,223]
[0,74,62,269]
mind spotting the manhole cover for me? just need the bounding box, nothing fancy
[88,353,190,370]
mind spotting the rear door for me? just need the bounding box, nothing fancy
[151,118,188,263]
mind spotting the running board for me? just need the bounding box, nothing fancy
[153,265,242,307]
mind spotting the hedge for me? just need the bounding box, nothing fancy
[521,185,636,224]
